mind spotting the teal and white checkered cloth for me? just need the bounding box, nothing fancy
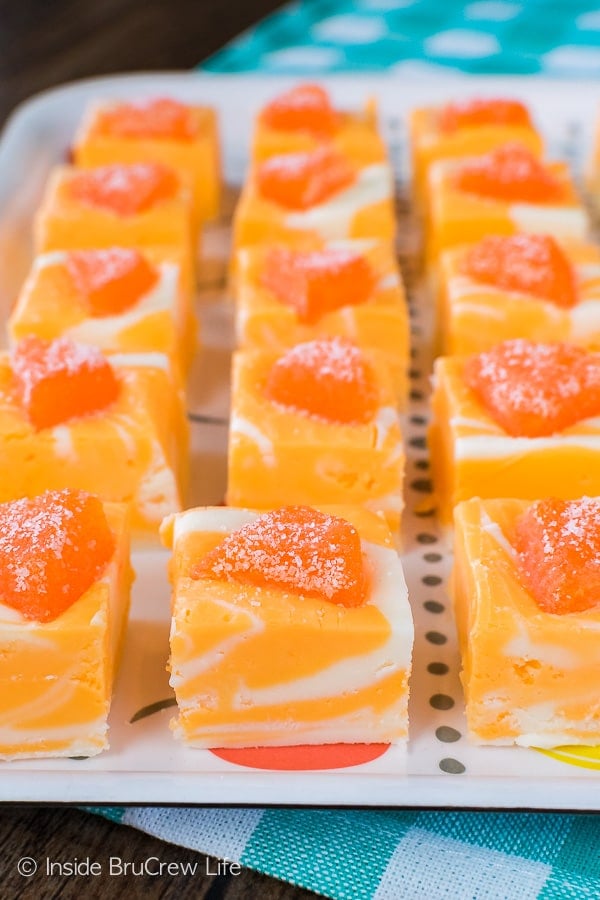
[92,4,600,898]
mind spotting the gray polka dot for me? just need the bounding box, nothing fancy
[409,436,427,450]
[424,552,442,563]
[410,389,424,401]
[417,532,437,544]
[439,758,466,774]
[426,631,447,645]
[427,662,449,675]
[436,726,461,743]
[415,459,430,471]
[411,478,433,493]
[410,415,427,426]
[430,694,455,710]
[424,600,445,614]
[423,575,442,587]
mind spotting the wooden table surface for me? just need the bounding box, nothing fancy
[0,1,317,897]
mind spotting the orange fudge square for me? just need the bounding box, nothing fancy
[0,344,189,541]
[429,345,600,526]
[409,97,543,207]
[9,247,197,379]
[160,504,413,748]
[233,148,395,253]
[252,83,387,166]
[427,149,588,262]
[227,340,404,529]
[35,164,196,275]
[235,239,409,403]
[439,236,600,355]
[453,497,600,746]
[0,491,132,759]
[74,97,220,223]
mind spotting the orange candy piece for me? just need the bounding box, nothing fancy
[66,248,158,316]
[0,489,115,623]
[69,163,178,216]
[462,235,578,308]
[193,505,367,607]
[256,147,355,210]
[12,335,120,430]
[96,97,196,141]
[515,497,600,614]
[455,143,565,203]
[438,98,531,133]
[464,339,600,437]
[265,337,379,424]
[261,84,337,135]
[260,247,376,324]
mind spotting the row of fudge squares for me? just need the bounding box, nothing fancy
[0,490,412,758]
[3,486,598,759]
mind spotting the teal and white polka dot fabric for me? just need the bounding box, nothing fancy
[203,0,600,78]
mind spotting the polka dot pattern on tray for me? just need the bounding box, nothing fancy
[203,0,600,78]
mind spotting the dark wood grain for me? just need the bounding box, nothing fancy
[0,0,286,123]
[0,807,316,898]
[0,2,320,898]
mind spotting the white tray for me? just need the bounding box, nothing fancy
[0,72,599,808]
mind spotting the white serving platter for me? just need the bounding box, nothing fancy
[0,72,599,807]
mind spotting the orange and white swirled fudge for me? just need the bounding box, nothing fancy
[74,96,220,223]
[9,247,196,378]
[0,489,131,759]
[453,495,600,746]
[426,144,588,261]
[439,234,600,355]
[0,336,188,540]
[227,338,404,529]
[235,239,409,402]
[430,339,600,526]
[34,163,196,275]
[233,146,395,253]
[252,83,386,166]
[409,97,543,207]
[161,504,413,747]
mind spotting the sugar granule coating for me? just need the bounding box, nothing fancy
[0,489,115,622]
[515,496,600,614]
[261,84,337,135]
[462,234,577,308]
[256,147,355,210]
[260,246,376,324]
[455,143,565,203]
[96,97,197,141]
[68,162,178,216]
[66,247,158,316]
[11,335,120,429]
[264,337,379,424]
[193,505,367,607]
[438,98,531,133]
[464,339,600,437]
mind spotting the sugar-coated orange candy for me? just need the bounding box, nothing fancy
[462,235,577,308]
[96,97,196,141]
[455,143,565,203]
[66,248,158,316]
[12,336,120,430]
[193,505,367,607]
[515,497,600,614]
[261,247,376,324]
[260,84,337,135]
[438,98,531,133]
[69,163,178,216]
[464,339,600,437]
[0,489,115,622]
[265,337,379,424]
[256,147,355,210]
